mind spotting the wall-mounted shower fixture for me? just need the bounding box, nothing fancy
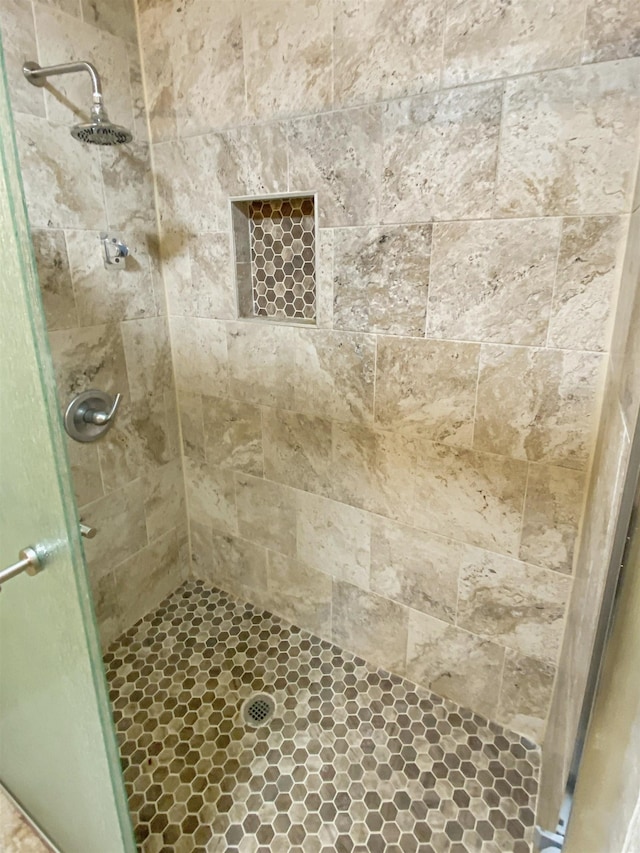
[101,232,129,269]
[64,389,122,443]
[23,60,132,146]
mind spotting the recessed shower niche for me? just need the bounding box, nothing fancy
[231,195,316,323]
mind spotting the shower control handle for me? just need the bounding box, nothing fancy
[83,393,121,426]
[64,389,122,443]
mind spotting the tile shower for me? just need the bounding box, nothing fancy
[1,0,639,850]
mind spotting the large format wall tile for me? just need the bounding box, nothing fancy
[442,0,584,86]
[457,548,571,663]
[412,443,528,556]
[406,611,505,718]
[194,531,268,602]
[227,322,296,409]
[187,232,237,320]
[381,83,501,223]
[31,229,77,331]
[287,107,382,227]
[332,580,408,674]
[428,219,561,346]
[100,142,157,229]
[498,650,557,744]
[375,337,479,446]
[265,552,332,637]
[547,216,627,351]
[243,0,332,120]
[370,518,462,623]
[296,491,371,589]
[520,464,585,574]
[495,60,640,216]
[263,408,332,494]
[235,473,297,556]
[582,0,640,62]
[333,224,431,336]
[474,345,602,468]
[0,0,45,117]
[171,316,229,397]
[333,0,443,106]
[184,457,237,535]
[202,395,263,476]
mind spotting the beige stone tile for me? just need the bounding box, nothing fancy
[498,650,556,743]
[171,316,229,397]
[31,229,77,331]
[184,457,237,535]
[610,207,640,428]
[193,531,268,602]
[412,442,528,556]
[495,61,640,217]
[294,329,375,424]
[287,107,382,227]
[0,0,46,117]
[428,219,561,346]
[370,518,462,624]
[329,424,416,521]
[171,0,245,136]
[583,0,640,62]
[333,0,443,106]
[178,391,205,461]
[235,473,297,556]
[128,51,149,145]
[226,321,296,409]
[15,114,104,230]
[520,464,585,575]
[136,2,177,142]
[143,458,185,542]
[243,0,332,120]
[100,142,156,229]
[382,83,501,223]
[90,570,121,649]
[263,407,332,494]
[48,322,130,402]
[65,229,156,326]
[121,316,172,402]
[81,478,148,581]
[474,344,602,469]
[332,580,409,673]
[375,337,479,447]
[70,438,104,507]
[265,552,332,637]
[333,225,431,336]
[316,228,333,329]
[548,216,627,351]
[458,547,571,663]
[443,0,584,87]
[114,528,182,633]
[189,519,213,581]
[405,610,505,718]
[153,138,222,233]
[202,396,263,476]
[188,232,237,320]
[81,0,137,42]
[33,6,133,131]
[296,491,371,589]
[160,229,191,317]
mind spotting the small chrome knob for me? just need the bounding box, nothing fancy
[64,389,122,443]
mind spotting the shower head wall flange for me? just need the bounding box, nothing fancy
[22,59,132,146]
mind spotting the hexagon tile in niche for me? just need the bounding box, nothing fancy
[232,196,316,323]
[104,581,539,853]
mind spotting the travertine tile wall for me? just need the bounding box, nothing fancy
[0,0,188,646]
[137,0,640,741]
[538,160,640,829]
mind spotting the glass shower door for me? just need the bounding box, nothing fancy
[0,41,135,853]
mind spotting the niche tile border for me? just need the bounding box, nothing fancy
[231,194,317,324]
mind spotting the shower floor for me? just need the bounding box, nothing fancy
[104,581,539,853]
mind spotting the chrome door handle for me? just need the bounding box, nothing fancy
[0,547,43,590]
[83,392,121,426]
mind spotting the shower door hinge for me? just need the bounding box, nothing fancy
[100,232,129,268]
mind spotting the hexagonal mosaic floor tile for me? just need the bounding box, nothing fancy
[104,581,539,852]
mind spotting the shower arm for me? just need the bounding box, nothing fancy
[23,61,104,108]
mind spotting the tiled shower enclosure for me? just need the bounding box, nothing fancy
[1,0,640,849]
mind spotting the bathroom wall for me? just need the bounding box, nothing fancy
[538,156,640,827]
[137,0,640,740]
[0,0,188,646]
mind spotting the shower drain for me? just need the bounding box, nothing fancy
[241,693,276,727]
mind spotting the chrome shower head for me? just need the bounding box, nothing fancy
[23,60,133,147]
[71,103,133,146]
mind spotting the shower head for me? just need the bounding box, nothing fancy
[71,103,133,146]
[23,60,133,147]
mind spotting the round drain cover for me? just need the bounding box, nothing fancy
[241,693,276,727]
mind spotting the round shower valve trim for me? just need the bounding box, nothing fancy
[64,389,122,443]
